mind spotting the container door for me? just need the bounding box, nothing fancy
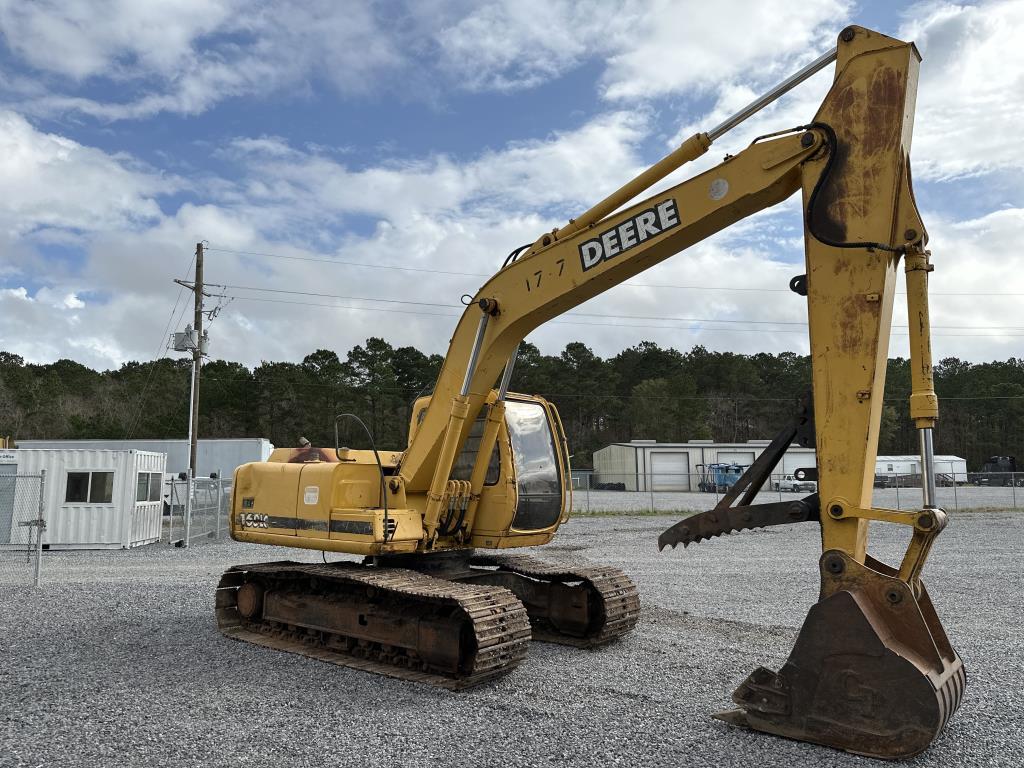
[0,465,16,543]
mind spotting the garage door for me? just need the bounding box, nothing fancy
[717,451,755,467]
[782,453,817,474]
[649,452,690,491]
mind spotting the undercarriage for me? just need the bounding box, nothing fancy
[216,552,640,689]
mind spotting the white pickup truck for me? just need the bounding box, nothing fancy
[773,474,817,492]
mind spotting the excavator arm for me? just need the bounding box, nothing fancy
[398,25,963,758]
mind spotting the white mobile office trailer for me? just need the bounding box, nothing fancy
[0,449,166,549]
[875,455,968,483]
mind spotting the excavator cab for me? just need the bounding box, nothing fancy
[412,392,572,546]
[229,391,571,554]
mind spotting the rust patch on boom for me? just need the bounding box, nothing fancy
[864,67,904,155]
[835,295,867,353]
[811,63,908,247]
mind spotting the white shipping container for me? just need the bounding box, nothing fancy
[0,449,166,549]
[15,438,272,480]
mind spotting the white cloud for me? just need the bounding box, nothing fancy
[600,0,849,100]
[0,110,176,236]
[4,100,1021,370]
[0,0,406,119]
[0,106,653,368]
[437,1,618,91]
[899,0,1024,180]
[922,207,1024,360]
[0,0,1017,201]
[0,0,234,80]
[221,111,650,230]
[34,287,85,309]
[435,0,850,99]
[2,0,854,121]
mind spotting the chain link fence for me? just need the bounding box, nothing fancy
[1,469,233,586]
[5,460,1018,585]
[165,475,232,547]
[0,471,46,586]
[571,471,1024,515]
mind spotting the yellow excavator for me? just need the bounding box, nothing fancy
[217,26,964,759]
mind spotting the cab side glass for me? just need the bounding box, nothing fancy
[506,400,563,530]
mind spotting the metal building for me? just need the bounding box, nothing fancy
[0,448,166,549]
[15,438,273,479]
[592,439,817,491]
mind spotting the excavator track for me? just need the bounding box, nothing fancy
[466,553,641,647]
[216,561,531,690]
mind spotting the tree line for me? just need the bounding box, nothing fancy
[1,341,1022,470]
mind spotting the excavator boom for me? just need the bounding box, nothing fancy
[655,26,964,758]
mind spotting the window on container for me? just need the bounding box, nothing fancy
[89,472,114,503]
[66,472,90,503]
[137,472,162,502]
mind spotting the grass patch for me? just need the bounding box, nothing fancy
[949,505,1023,514]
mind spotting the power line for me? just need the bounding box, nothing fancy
[217,281,808,324]
[564,312,1024,331]
[204,243,1024,297]
[220,294,814,331]
[125,251,197,439]
[211,281,1024,330]
[209,282,453,310]
[217,292,1024,337]
[224,294,461,318]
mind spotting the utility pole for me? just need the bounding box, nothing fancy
[173,243,206,480]
[189,242,204,479]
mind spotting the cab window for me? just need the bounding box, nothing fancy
[506,400,563,530]
[451,414,500,485]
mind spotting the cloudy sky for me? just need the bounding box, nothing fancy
[0,0,1021,370]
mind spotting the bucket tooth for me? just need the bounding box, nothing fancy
[719,550,965,760]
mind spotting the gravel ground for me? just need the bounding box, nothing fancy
[573,485,1024,514]
[1,512,1021,768]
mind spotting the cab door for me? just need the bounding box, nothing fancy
[505,399,566,532]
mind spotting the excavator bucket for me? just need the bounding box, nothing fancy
[717,551,965,759]
[658,397,965,758]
